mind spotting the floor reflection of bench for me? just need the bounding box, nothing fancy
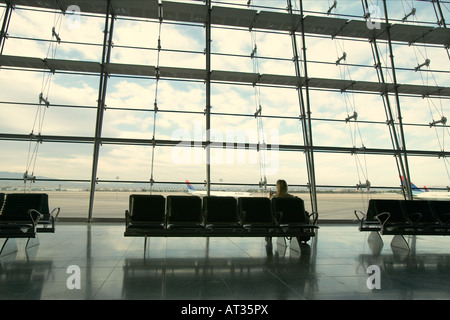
[355,199,450,250]
[124,195,318,251]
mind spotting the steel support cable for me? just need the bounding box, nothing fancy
[364,1,398,160]
[431,0,450,60]
[248,0,267,193]
[411,5,449,161]
[363,0,411,198]
[88,1,115,221]
[368,15,404,186]
[333,0,371,210]
[382,0,413,199]
[24,8,63,191]
[429,0,450,177]
[149,3,163,194]
[287,0,318,215]
[407,2,450,181]
[369,40,395,149]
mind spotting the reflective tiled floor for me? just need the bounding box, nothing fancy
[1,223,450,300]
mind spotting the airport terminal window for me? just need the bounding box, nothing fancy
[0,141,32,179]
[408,157,450,189]
[211,27,252,72]
[313,153,401,189]
[0,0,448,221]
[110,19,160,66]
[210,147,263,185]
[4,7,105,60]
[153,145,205,183]
[255,87,301,117]
[32,142,92,179]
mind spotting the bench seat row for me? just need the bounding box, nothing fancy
[0,193,60,239]
[124,195,318,241]
[355,199,450,236]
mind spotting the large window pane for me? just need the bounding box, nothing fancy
[0,1,448,222]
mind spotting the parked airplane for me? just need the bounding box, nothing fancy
[186,180,253,197]
[401,176,450,200]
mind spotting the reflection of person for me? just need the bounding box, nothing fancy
[270,179,294,199]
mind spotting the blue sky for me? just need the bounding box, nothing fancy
[0,0,449,190]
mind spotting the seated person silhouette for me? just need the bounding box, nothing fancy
[269,179,294,199]
[266,179,295,244]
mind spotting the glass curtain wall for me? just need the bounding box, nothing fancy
[0,0,448,220]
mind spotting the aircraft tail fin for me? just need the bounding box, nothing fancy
[186,180,196,193]
[400,176,424,193]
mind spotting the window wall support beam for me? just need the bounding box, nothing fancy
[88,0,115,222]
[362,0,412,200]
[205,0,211,196]
[382,0,413,200]
[431,0,450,60]
[0,1,13,55]
[433,0,447,28]
[288,0,318,216]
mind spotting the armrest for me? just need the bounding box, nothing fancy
[354,210,365,223]
[375,212,390,229]
[50,207,61,219]
[125,210,131,226]
[407,211,422,224]
[308,211,318,225]
[202,210,207,225]
[439,213,450,224]
[28,209,42,225]
[274,211,282,225]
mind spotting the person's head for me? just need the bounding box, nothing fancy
[276,179,288,195]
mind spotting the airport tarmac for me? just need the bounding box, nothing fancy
[34,190,405,221]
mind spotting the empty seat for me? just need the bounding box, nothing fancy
[271,197,310,226]
[33,193,60,233]
[355,199,382,231]
[166,195,203,228]
[373,199,405,222]
[429,200,450,225]
[373,199,411,233]
[238,197,275,227]
[202,196,240,227]
[0,193,43,237]
[402,200,438,226]
[0,193,46,222]
[126,194,166,229]
[0,193,4,211]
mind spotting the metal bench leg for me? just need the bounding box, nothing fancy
[367,231,383,254]
[26,236,40,249]
[275,237,287,257]
[0,238,18,257]
[290,237,301,253]
[390,234,409,251]
[289,237,313,256]
[143,236,150,257]
[277,237,286,248]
